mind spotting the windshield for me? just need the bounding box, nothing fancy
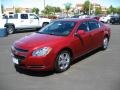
[38,21,76,36]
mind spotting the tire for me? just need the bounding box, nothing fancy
[6,25,15,34]
[55,50,71,73]
[102,37,109,50]
[112,22,114,24]
[42,22,49,27]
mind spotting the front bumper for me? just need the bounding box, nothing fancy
[12,52,56,71]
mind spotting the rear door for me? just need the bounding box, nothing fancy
[20,14,30,28]
[88,20,104,49]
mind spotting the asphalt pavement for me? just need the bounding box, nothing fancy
[0,25,120,90]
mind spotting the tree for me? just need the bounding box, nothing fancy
[1,4,4,14]
[107,5,117,14]
[64,2,72,17]
[95,7,102,15]
[42,5,62,16]
[42,5,54,15]
[116,7,120,14]
[32,8,39,14]
[83,0,92,15]
[55,7,62,13]
[15,8,21,13]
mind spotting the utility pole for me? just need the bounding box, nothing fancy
[12,0,15,13]
[89,0,91,15]
[44,0,45,9]
[93,3,96,15]
[0,0,2,18]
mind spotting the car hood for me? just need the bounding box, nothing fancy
[14,33,65,50]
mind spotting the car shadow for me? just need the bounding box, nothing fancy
[15,48,102,77]
[15,66,54,77]
[15,29,37,34]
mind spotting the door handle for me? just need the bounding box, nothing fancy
[21,20,24,22]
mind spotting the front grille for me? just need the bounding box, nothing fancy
[15,47,28,52]
[11,46,29,57]
[14,54,25,60]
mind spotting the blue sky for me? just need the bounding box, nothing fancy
[1,0,120,11]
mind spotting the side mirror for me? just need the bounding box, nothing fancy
[75,30,86,37]
[77,30,86,35]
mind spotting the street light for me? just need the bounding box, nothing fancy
[89,0,91,15]
[44,0,45,9]
[12,0,15,13]
[0,0,2,18]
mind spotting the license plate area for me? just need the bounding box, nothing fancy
[12,57,19,64]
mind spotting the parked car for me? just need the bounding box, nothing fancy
[71,15,81,18]
[110,15,120,24]
[11,18,111,73]
[90,15,100,21]
[4,13,51,34]
[71,15,100,21]
[99,15,113,23]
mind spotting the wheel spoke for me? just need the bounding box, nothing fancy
[104,38,108,49]
[58,52,70,70]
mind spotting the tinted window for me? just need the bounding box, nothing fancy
[38,21,76,36]
[77,22,89,31]
[88,21,99,31]
[21,14,28,19]
[99,22,104,28]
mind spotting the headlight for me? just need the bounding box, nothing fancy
[32,47,52,56]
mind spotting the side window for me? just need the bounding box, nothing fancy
[88,21,99,31]
[21,14,28,19]
[14,14,18,19]
[77,22,89,32]
[99,22,104,28]
[30,14,38,19]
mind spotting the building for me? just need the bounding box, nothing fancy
[101,6,108,14]
[4,7,32,15]
[74,3,108,14]
[74,4,83,14]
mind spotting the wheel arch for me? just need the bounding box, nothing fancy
[42,22,49,27]
[104,34,110,41]
[56,47,73,60]
[4,23,15,28]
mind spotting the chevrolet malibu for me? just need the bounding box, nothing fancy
[11,19,111,73]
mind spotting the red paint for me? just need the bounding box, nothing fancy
[11,19,111,71]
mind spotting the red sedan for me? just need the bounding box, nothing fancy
[11,18,111,72]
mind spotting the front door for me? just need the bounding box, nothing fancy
[29,14,39,28]
[71,21,92,58]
